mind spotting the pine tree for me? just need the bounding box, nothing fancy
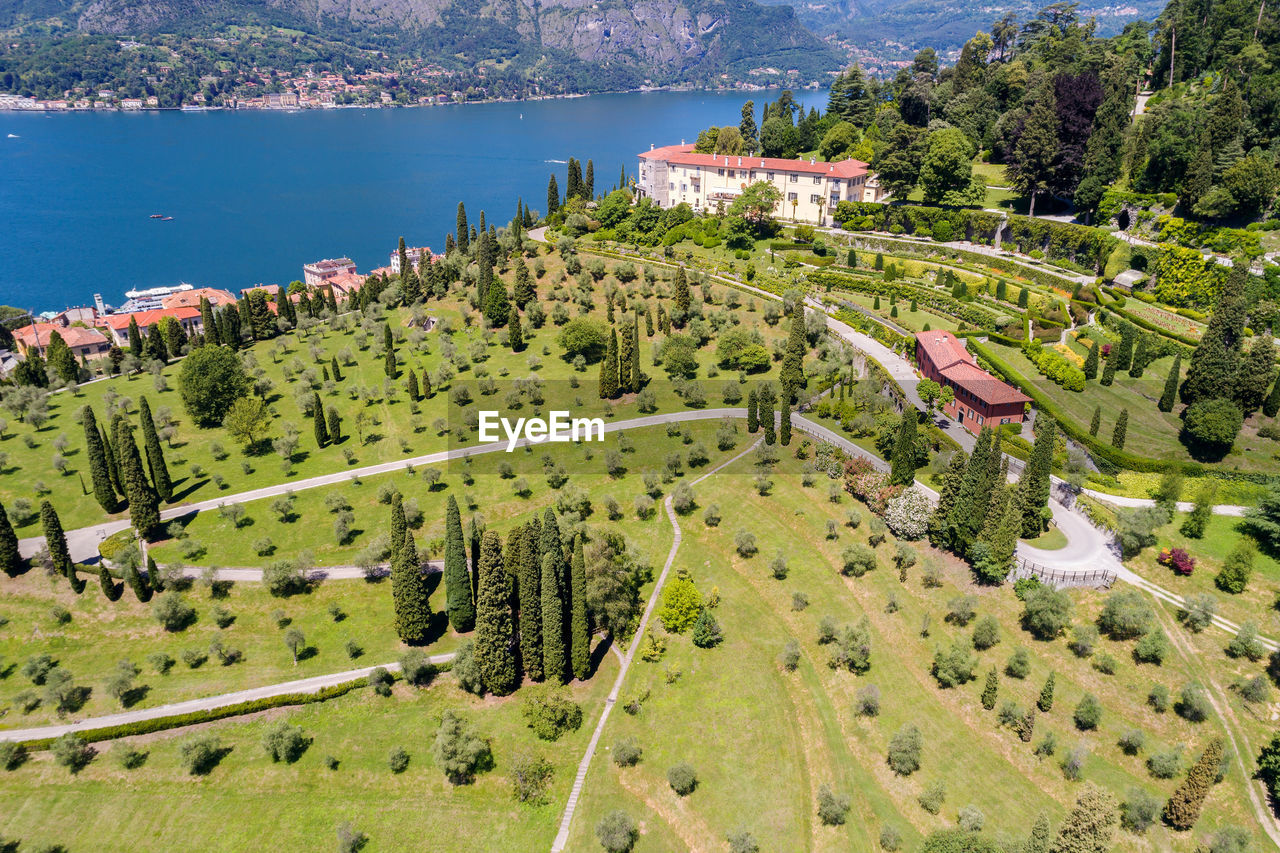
[41,500,78,591]
[1038,671,1056,711]
[312,391,328,448]
[760,385,776,445]
[1159,354,1182,412]
[1017,418,1055,536]
[672,266,690,325]
[780,306,807,400]
[475,530,518,695]
[0,501,22,577]
[443,495,474,632]
[518,523,544,682]
[569,535,590,680]
[889,408,918,486]
[547,174,560,215]
[1163,737,1224,830]
[599,328,619,399]
[1051,785,1118,852]
[138,397,172,503]
[746,388,759,432]
[1083,341,1099,380]
[981,666,998,709]
[390,496,432,644]
[1089,406,1101,436]
[1112,409,1129,450]
[456,202,470,254]
[116,417,160,538]
[81,405,117,512]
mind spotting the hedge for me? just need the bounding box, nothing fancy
[839,231,1086,292]
[1107,303,1201,347]
[809,270,1005,331]
[1022,341,1085,391]
[833,202,1118,272]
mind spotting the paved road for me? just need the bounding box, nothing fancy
[1081,489,1248,517]
[0,652,456,742]
[549,437,763,852]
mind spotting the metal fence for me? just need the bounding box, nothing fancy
[1008,556,1116,589]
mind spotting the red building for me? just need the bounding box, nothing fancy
[914,331,1030,433]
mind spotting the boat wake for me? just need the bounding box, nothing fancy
[544,159,568,164]
[6,134,18,139]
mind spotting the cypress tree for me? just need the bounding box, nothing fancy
[570,535,590,680]
[456,202,469,254]
[519,523,544,682]
[407,369,420,401]
[1026,812,1052,853]
[1163,737,1224,830]
[116,417,160,538]
[1112,409,1129,449]
[100,423,121,496]
[485,283,510,328]
[1083,341,1099,380]
[1184,266,1248,405]
[1115,326,1135,372]
[124,562,152,602]
[0,501,22,577]
[981,666,998,710]
[312,392,328,448]
[98,563,119,601]
[199,298,217,345]
[780,306,807,400]
[1018,287,1029,308]
[384,347,397,379]
[1017,418,1055,536]
[629,312,642,391]
[541,551,567,683]
[468,516,482,601]
[567,158,582,199]
[584,159,594,198]
[889,408,918,486]
[1038,671,1056,711]
[82,405,117,512]
[1089,405,1101,436]
[779,401,792,446]
[547,174,559,215]
[127,315,144,356]
[746,388,759,432]
[1159,354,1182,412]
[944,428,994,553]
[327,407,341,443]
[672,266,690,324]
[41,500,78,592]
[513,255,535,307]
[1129,334,1150,378]
[760,385,776,445]
[646,305,655,336]
[475,530,518,695]
[444,495,475,632]
[928,450,969,545]
[330,356,342,383]
[1100,345,1117,386]
[1265,372,1280,418]
[599,328,619,399]
[390,496,432,644]
[1237,337,1276,413]
[146,555,163,592]
[509,306,524,352]
[616,315,633,393]
[138,397,172,504]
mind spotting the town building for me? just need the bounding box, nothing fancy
[914,330,1030,433]
[636,143,884,226]
[12,322,111,361]
[95,306,202,347]
[303,258,357,287]
[388,247,440,275]
[160,287,238,310]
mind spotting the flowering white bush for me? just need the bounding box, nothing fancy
[883,487,932,541]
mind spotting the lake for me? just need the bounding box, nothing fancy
[0,89,826,311]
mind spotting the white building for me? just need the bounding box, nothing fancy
[637,143,883,226]
[303,258,357,287]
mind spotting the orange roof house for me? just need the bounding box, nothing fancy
[13,323,111,360]
[914,330,1030,433]
[160,287,238,309]
[95,306,202,346]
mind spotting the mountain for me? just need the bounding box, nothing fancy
[0,0,839,85]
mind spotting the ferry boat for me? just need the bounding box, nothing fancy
[149,214,164,219]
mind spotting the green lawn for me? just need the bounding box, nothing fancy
[1022,525,1068,550]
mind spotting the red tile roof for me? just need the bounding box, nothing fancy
[915,331,976,372]
[915,331,1030,407]
[161,287,237,309]
[97,306,201,331]
[13,323,108,350]
[639,143,868,179]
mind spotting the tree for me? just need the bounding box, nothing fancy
[596,811,638,853]
[1023,587,1072,639]
[889,409,918,486]
[1017,418,1055,535]
[872,124,927,197]
[137,397,172,503]
[475,530,517,695]
[310,391,329,449]
[389,497,431,645]
[1083,341,1099,380]
[0,501,20,577]
[1112,409,1128,449]
[746,388,759,432]
[598,329,619,399]
[433,709,490,785]
[569,536,590,680]
[887,724,923,775]
[116,418,160,538]
[920,128,984,206]
[739,101,758,151]
[1009,88,1060,216]
[1050,784,1118,853]
[222,396,271,448]
[514,524,543,682]
[178,345,249,427]
[1182,398,1242,455]
[981,666,999,709]
[456,202,469,253]
[81,405,117,512]
[1215,538,1255,593]
[779,306,807,399]
[1038,672,1056,711]
[1158,354,1181,412]
[692,610,723,648]
[546,174,559,216]
[1183,267,1248,406]
[1163,737,1224,830]
[444,496,474,632]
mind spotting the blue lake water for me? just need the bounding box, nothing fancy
[1,89,826,311]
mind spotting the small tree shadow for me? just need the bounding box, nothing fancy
[121,684,151,708]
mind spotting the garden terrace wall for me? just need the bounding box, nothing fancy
[832,202,1119,272]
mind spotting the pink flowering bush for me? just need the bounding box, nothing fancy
[1157,547,1195,576]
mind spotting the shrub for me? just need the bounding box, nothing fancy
[1157,546,1196,576]
[595,811,638,853]
[887,724,923,775]
[152,592,195,632]
[918,780,946,814]
[691,610,723,648]
[1147,747,1183,779]
[1182,398,1243,454]
[945,595,977,626]
[856,685,881,716]
[957,805,985,832]
[1216,538,1255,593]
[521,687,584,741]
[779,639,801,672]
[1022,587,1072,639]
[387,747,410,773]
[1093,652,1118,674]
[972,615,1000,650]
[1069,624,1099,658]
[366,666,394,696]
[1097,589,1153,639]
[1182,593,1218,632]
[612,738,642,767]
[51,733,95,773]
[179,734,224,775]
[1133,629,1169,664]
[817,784,851,825]
[1118,729,1146,756]
[667,762,697,796]
[1073,694,1102,730]
[509,751,555,805]
[1227,622,1265,660]
[1148,684,1171,713]
[932,640,977,687]
[879,825,902,851]
[727,830,760,853]
[262,721,308,763]
[1176,682,1212,722]
[840,543,877,577]
[657,575,703,633]
[1061,745,1088,780]
[1121,787,1161,833]
[1005,648,1031,679]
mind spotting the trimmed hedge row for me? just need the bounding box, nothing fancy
[1106,303,1201,347]
[809,270,1004,331]
[840,231,1086,292]
[1022,341,1085,391]
[833,202,1118,271]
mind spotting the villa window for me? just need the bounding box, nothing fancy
[787,192,797,201]
[718,168,725,176]
[789,174,798,182]
[767,172,775,180]
[810,194,821,204]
